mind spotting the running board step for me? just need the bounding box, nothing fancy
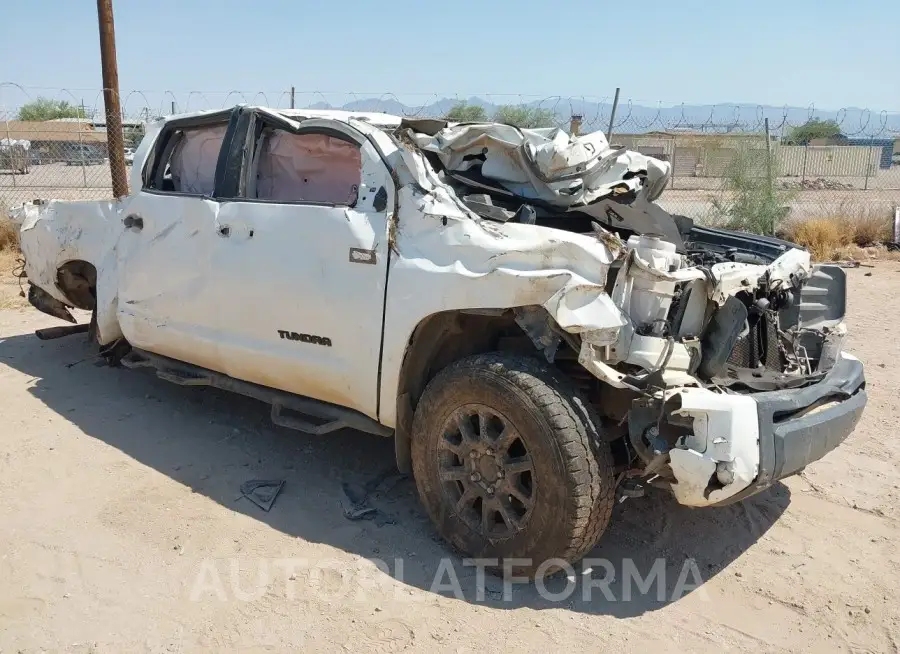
[156,369,214,386]
[121,349,392,438]
[270,404,347,435]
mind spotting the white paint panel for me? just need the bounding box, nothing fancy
[20,198,124,343]
[668,388,760,506]
[377,184,622,427]
[208,137,393,417]
[115,193,223,372]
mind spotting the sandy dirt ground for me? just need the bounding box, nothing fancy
[1,262,899,653]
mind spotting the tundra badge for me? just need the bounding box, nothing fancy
[277,330,332,347]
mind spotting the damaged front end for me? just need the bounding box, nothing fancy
[399,119,865,507]
[573,238,851,506]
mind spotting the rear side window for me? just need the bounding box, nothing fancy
[147,123,227,195]
[253,130,361,205]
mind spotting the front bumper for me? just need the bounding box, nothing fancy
[714,352,867,505]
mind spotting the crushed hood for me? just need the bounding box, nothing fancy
[410,122,671,208]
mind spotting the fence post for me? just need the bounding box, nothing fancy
[670,138,676,189]
[606,88,620,142]
[4,118,15,188]
[764,118,775,235]
[79,125,88,188]
[893,206,900,244]
[864,135,874,191]
[801,143,808,184]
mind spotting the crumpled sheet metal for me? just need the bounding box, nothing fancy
[377,182,628,427]
[20,199,123,343]
[412,124,671,206]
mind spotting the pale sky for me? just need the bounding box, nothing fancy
[1,0,897,112]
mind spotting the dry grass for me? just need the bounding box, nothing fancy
[787,218,846,260]
[781,202,897,261]
[0,249,28,310]
[0,216,19,252]
[0,215,28,309]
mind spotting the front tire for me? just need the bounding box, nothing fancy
[411,353,615,578]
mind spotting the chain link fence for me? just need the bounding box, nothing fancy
[2,84,898,230]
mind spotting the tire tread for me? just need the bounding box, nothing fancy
[412,352,615,573]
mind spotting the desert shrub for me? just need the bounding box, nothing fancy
[782,202,894,259]
[0,217,19,252]
[711,142,795,236]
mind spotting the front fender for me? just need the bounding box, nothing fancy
[377,185,623,429]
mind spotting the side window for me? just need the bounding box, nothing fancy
[146,123,227,195]
[253,130,361,205]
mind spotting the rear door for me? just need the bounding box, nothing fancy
[209,109,394,419]
[115,110,234,371]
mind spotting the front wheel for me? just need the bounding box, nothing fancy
[411,353,615,578]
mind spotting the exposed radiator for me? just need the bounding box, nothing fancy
[727,313,783,371]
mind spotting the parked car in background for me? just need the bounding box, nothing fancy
[64,144,105,166]
[124,147,135,165]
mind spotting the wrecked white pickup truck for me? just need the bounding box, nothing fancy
[20,106,866,576]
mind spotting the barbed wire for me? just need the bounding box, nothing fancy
[2,83,899,223]
[2,83,899,137]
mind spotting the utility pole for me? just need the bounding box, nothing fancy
[96,0,128,198]
[290,86,296,109]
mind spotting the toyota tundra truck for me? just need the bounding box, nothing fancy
[19,106,867,577]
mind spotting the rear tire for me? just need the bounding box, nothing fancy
[411,352,615,578]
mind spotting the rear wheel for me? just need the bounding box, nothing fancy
[411,353,615,578]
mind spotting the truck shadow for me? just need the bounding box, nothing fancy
[0,328,790,618]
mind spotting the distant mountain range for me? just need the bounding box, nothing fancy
[307,96,900,136]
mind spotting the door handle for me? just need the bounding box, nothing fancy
[123,215,143,230]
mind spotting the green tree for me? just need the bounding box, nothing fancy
[17,98,87,121]
[123,123,146,148]
[492,105,556,129]
[445,102,487,122]
[786,119,842,145]
[711,141,795,235]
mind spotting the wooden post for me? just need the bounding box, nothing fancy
[96,0,128,198]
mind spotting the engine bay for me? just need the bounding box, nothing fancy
[399,119,842,395]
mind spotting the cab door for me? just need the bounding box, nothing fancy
[115,110,234,372]
[209,111,394,419]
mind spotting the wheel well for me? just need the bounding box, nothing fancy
[56,260,97,311]
[391,307,639,474]
[393,309,541,472]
